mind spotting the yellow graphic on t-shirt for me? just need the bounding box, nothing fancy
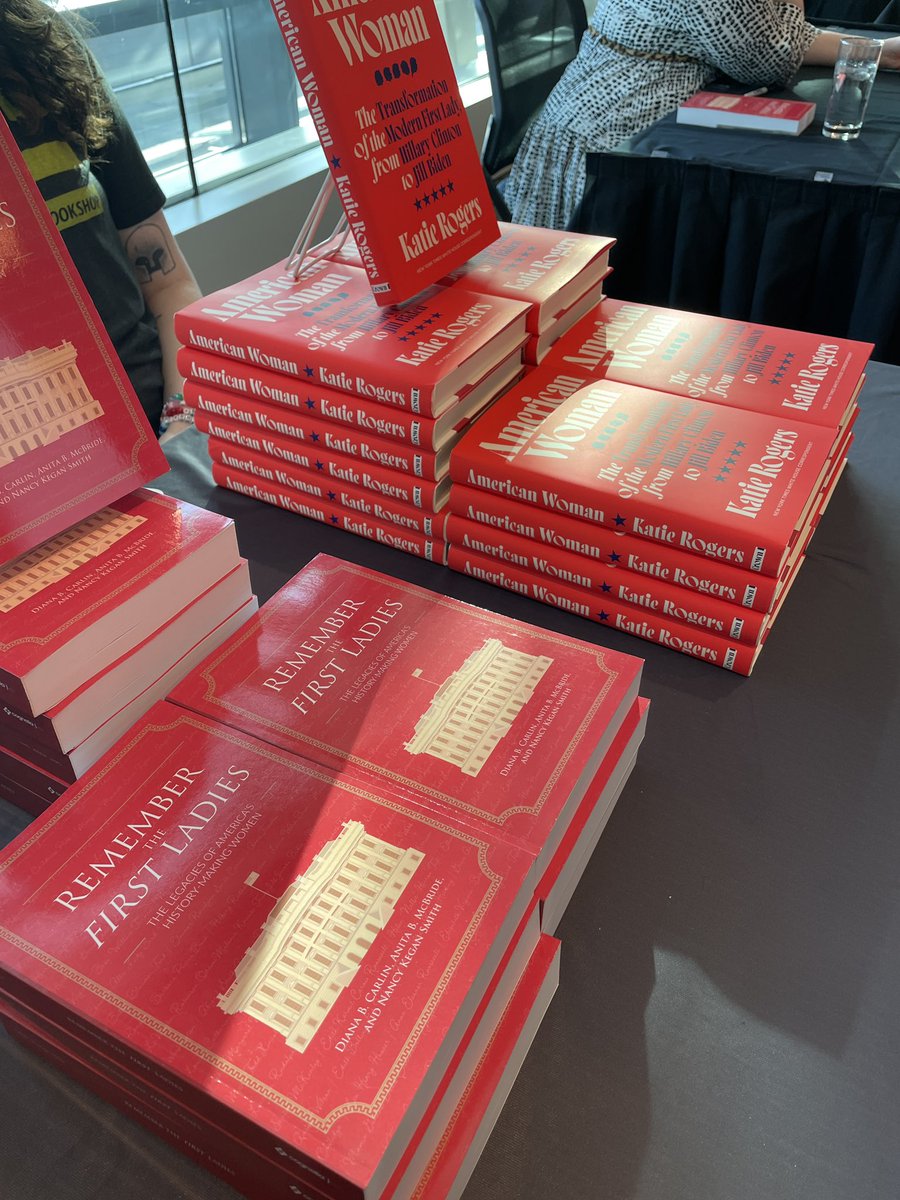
[21,139,81,182]
[47,180,105,232]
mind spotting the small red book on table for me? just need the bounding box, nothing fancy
[676,91,816,135]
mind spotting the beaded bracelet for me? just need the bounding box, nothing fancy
[159,392,195,434]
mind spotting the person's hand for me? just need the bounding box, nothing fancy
[880,36,900,70]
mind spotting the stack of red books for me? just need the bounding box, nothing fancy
[447,301,869,674]
[0,117,257,814]
[440,223,614,364]
[174,258,531,563]
[0,554,648,1200]
[0,491,255,812]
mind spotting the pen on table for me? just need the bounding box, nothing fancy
[744,87,768,97]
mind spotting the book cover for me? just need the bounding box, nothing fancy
[450,377,841,578]
[589,299,869,430]
[169,554,643,864]
[676,91,816,135]
[0,490,240,716]
[0,700,536,1200]
[174,258,529,417]
[207,439,450,535]
[0,116,167,564]
[195,402,447,482]
[445,499,781,613]
[268,0,499,306]
[448,548,763,675]
[211,464,448,562]
[442,224,615,334]
[179,343,524,452]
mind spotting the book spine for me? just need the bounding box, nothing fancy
[203,427,444,511]
[448,547,760,674]
[179,347,440,449]
[208,439,448,537]
[445,515,766,644]
[0,722,72,781]
[212,463,447,563]
[447,485,779,611]
[190,386,442,479]
[0,670,35,719]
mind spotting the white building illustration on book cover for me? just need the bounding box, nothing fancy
[0,508,145,613]
[404,638,553,776]
[0,341,101,466]
[218,820,424,1053]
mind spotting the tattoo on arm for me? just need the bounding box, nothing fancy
[123,220,176,283]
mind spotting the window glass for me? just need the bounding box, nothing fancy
[62,0,487,204]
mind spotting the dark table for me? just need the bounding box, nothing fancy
[2,359,900,1200]
[570,54,900,365]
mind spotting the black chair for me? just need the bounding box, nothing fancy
[474,0,588,219]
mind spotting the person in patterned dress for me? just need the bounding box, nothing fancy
[504,0,900,230]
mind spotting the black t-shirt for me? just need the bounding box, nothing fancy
[1,93,167,428]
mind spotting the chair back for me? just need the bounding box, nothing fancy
[475,0,588,178]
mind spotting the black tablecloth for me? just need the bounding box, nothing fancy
[2,359,900,1199]
[570,61,900,364]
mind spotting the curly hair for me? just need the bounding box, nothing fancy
[0,0,113,155]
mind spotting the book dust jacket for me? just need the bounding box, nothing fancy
[0,117,166,563]
[169,555,643,861]
[0,701,536,1198]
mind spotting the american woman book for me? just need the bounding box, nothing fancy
[449,548,763,676]
[588,299,869,430]
[211,465,448,562]
[450,377,841,578]
[178,344,524,452]
[208,439,450,533]
[441,224,615,334]
[169,554,643,867]
[268,0,499,305]
[676,90,816,135]
[0,116,167,564]
[0,491,240,716]
[0,700,537,1200]
[174,258,529,417]
[445,500,782,613]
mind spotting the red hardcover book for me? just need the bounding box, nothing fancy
[448,545,766,672]
[187,392,450,511]
[523,275,609,366]
[169,554,643,867]
[212,464,447,562]
[207,440,449,536]
[446,501,780,613]
[179,343,524,451]
[174,258,529,417]
[0,116,167,564]
[676,91,816,135]
[446,520,768,644]
[450,377,841,578]
[192,389,446,480]
[0,561,254,765]
[588,299,869,430]
[268,0,498,306]
[0,491,240,716]
[0,700,537,1200]
[442,224,615,334]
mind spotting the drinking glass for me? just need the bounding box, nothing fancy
[822,37,882,140]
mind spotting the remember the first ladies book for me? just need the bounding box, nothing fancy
[0,115,167,564]
[0,700,537,1200]
[168,555,643,868]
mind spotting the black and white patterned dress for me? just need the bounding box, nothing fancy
[504,0,820,229]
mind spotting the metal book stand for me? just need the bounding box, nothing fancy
[285,174,350,280]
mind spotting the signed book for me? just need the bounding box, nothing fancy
[268,0,499,305]
[0,116,167,564]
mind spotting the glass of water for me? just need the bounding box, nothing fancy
[823,36,883,140]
